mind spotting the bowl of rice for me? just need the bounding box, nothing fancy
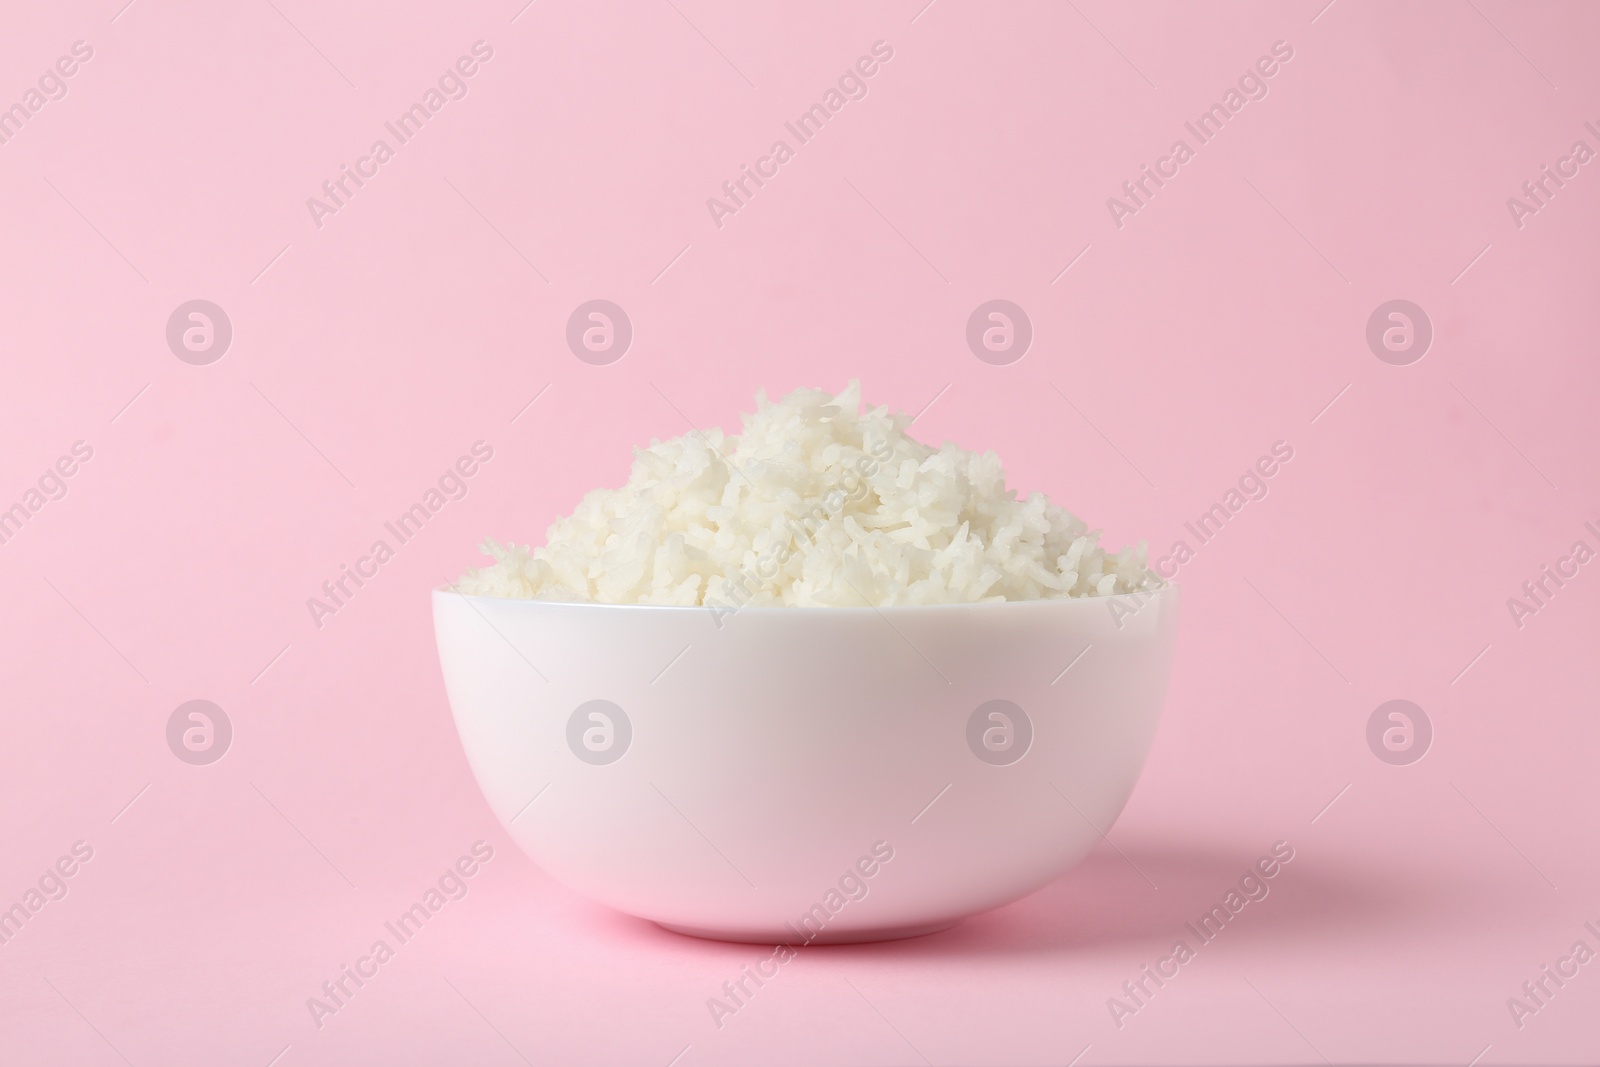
[435,383,1177,943]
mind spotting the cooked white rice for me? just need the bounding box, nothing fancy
[456,382,1155,607]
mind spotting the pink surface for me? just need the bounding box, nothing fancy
[2,0,1598,1063]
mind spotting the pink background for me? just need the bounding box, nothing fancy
[3,0,1598,1063]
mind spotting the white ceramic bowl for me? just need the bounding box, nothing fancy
[434,584,1178,943]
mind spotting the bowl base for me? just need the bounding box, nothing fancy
[654,918,962,945]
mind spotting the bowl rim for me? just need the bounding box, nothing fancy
[432,580,1175,615]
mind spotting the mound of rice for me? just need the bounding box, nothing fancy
[456,382,1155,607]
